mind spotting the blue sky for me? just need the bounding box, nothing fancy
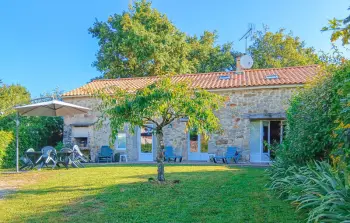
[0,0,349,97]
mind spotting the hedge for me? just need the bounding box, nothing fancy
[0,131,13,167]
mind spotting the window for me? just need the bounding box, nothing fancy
[265,74,279,79]
[140,126,153,153]
[218,75,231,80]
[115,133,127,150]
[189,128,209,153]
[200,135,209,153]
[189,129,199,152]
[281,121,287,143]
[262,120,285,153]
[262,121,269,153]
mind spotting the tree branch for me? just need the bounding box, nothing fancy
[164,116,177,126]
[159,106,170,127]
[144,117,160,127]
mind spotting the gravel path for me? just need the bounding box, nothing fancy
[0,171,46,200]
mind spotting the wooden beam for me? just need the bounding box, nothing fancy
[242,112,286,120]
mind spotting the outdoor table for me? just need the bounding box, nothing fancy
[55,149,73,169]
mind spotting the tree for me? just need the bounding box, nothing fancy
[322,6,350,45]
[0,83,30,116]
[98,77,224,181]
[186,31,234,73]
[88,0,234,79]
[248,27,320,69]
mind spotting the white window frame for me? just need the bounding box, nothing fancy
[262,120,286,152]
[280,120,286,143]
[115,133,127,150]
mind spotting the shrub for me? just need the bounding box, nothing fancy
[0,131,13,167]
[267,160,350,222]
[55,141,64,151]
[281,62,350,165]
[268,63,350,222]
[0,115,63,168]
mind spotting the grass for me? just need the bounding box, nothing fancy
[0,165,304,223]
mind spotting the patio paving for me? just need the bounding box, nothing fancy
[87,161,270,167]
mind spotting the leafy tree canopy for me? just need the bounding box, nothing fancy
[248,27,320,69]
[0,83,30,116]
[322,6,350,45]
[89,0,234,79]
[98,77,224,181]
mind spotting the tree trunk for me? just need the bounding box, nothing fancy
[155,130,165,181]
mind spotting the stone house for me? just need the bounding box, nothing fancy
[62,65,319,163]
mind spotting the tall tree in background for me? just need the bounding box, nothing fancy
[248,27,320,69]
[89,0,234,79]
[186,31,234,73]
[0,83,30,116]
[322,6,350,45]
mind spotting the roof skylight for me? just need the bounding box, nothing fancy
[265,74,279,80]
[218,75,231,80]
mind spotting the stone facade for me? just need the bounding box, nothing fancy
[62,86,295,162]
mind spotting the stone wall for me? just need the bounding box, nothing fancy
[62,86,295,162]
[208,87,294,161]
[161,87,295,161]
[63,97,140,161]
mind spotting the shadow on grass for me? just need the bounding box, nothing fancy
[15,185,105,195]
[2,167,304,223]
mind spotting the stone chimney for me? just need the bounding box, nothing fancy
[236,56,242,72]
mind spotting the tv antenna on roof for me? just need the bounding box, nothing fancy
[239,24,254,53]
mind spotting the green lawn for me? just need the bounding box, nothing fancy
[0,165,303,223]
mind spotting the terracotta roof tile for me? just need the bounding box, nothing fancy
[62,65,320,97]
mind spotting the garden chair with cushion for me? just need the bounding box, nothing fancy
[164,146,182,162]
[37,146,57,170]
[97,146,113,163]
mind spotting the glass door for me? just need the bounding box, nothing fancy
[262,121,270,162]
[138,125,154,161]
[250,120,285,162]
[188,129,209,161]
[249,121,262,162]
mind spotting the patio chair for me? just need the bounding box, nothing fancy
[97,146,113,163]
[20,148,35,170]
[164,146,182,162]
[224,147,241,164]
[72,145,88,167]
[54,148,73,169]
[38,146,57,169]
[213,147,241,164]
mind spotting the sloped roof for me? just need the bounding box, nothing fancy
[63,65,319,97]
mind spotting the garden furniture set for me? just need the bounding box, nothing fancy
[20,145,88,170]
